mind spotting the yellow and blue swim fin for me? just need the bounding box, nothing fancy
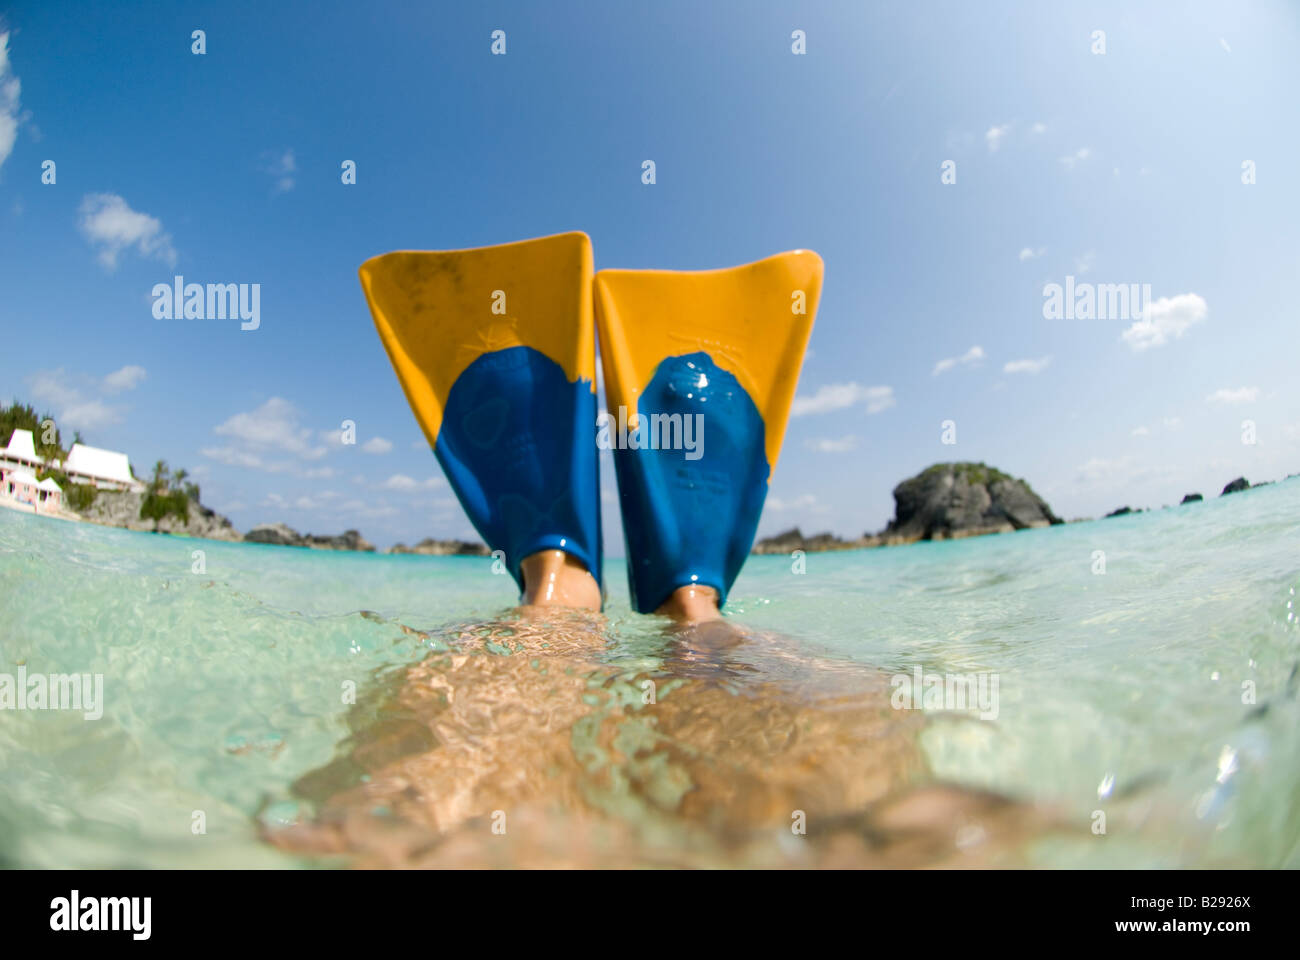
[594,250,823,614]
[359,231,602,594]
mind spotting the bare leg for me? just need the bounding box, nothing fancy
[519,549,601,609]
[656,584,723,623]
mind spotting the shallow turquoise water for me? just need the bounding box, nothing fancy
[1,480,1298,867]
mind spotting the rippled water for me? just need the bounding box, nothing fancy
[1,480,1298,867]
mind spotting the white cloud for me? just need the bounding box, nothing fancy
[78,194,176,270]
[381,474,446,492]
[807,435,856,453]
[1206,386,1259,405]
[27,367,125,432]
[262,148,296,193]
[27,370,82,412]
[1003,355,1051,374]
[361,436,393,454]
[985,123,1011,153]
[202,446,268,470]
[791,382,895,416]
[1059,147,1091,170]
[862,387,896,414]
[0,32,21,174]
[1220,38,1231,53]
[1018,247,1045,262]
[1031,122,1047,135]
[208,397,328,471]
[1120,293,1208,351]
[54,400,117,432]
[337,499,399,520]
[103,365,147,392]
[1131,417,1182,437]
[287,492,342,511]
[933,345,985,376]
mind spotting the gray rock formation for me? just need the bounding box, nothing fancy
[881,463,1062,542]
[244,522,303,546]
[388,537,490,556]
[304,529,375,552]
[245,523,375,552]
[75,489,242,542]
[1221,477,1250,496]
[1104,506,1139,518]
[751,527,880,555]
[1180,493,1203,504]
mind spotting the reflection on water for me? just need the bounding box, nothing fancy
[264,610,1052,867]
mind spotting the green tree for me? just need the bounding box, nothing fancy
[0,400,68,462]
[64,484,97,512]
[150,460,170,493]
[139,459,199,529]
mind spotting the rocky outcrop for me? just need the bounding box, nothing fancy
[244,522,302,546]
[304,529,375,552]
[755,466,1300,555]
[245,523,375,552]
[388,537,490,556]
[1221,477,1250,496]
[881,463,1062,543]
[752,527,880,555]
[75,489,243,542]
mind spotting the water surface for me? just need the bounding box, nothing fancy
[1,481,1297,867]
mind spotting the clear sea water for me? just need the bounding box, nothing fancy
[1,480,1297,868]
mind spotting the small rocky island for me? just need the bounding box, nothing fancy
[754,462,1061,554]
[244,523,376,552]
[389,537,490,556]
[882,462,1062,540]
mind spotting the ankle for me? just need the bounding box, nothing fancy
[519,550,602,609]
[656,584,723,623]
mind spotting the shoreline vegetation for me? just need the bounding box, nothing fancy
[6,404,1288,555]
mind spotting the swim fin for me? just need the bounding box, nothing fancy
[359,231,602,594]
[594,250,823,614]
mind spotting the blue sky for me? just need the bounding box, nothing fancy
[2,0,1297,551]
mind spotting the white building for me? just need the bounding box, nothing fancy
[0,470,64,514]
[0,428,44,473]
[35,476,62,510]
[64,443,144,492]
[3,470,39,506]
